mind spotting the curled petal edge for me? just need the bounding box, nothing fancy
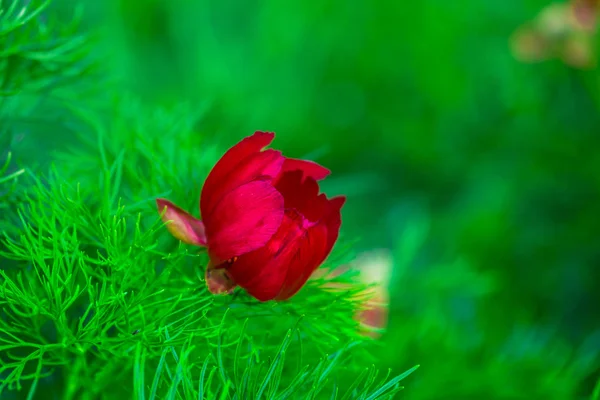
[156,198,207,246]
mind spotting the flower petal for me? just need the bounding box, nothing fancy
[275,172,343,223]
[275,196,345,300]
[274,171,320,219]
[225,210,307,301]
[324,196,346,251]
[274,223,329,300]
[201,131,277,216]
[206,180,284,262]
[202,149,284,217]
[279,158,330,181]
[156,198,207,246]
[223,195,345,302]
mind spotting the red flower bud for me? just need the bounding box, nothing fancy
[157,131,345,301]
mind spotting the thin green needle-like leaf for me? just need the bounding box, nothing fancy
[254,329,293,400]
[134,342,146,400]
[25,355,43,400]
[149,348,170,400]
[364,365,420,400]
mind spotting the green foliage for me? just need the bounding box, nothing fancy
[0,117,417,398]
[377,211,600,399]
[0,1,417,398]
[0,0,91,96]
[3,0,600,398]
[0,165,415,399]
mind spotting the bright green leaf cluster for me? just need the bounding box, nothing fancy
[0,0,93,96]
[0,1,418,398]
[0,151,417,399]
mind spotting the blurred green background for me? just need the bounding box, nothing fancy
[6,0,600,398]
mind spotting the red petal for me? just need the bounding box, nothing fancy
[275,196,345,300]
[274,223,329,300]
[275,172,344,223]
[224,196,346,301]
[274,171,320,220]
[224,210,306,301]
[156,198,207,246]
[202,149,284,217]
[205,180,284,262]
[324,196,346,250]
[279,158,330,181]
[201,132,277,217]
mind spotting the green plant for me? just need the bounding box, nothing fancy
[0,1,418,398]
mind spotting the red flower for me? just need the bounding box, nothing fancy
[156,131,346,302]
